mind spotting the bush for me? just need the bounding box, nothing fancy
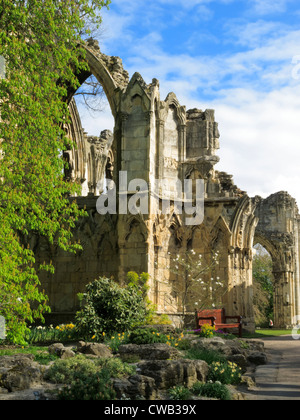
[46,355,135,400]
[176,338,192,351]
[46,355,135,384]
[191,381,231,400]
[208,361,242,385]
[199,324,216,338]
[128,328,169,345]
[185,348,226,365]
[45,355,100,384]
[75,276,150,339]
[168,386,191,400]
[57,370,116,401]
[98,357,136,378]
[106,332,130,352]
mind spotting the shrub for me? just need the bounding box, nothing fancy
[199,324,216,338]
[208,361,242,385]
[46,355,135,384]
[57,370,116,401]
[185,348,226,365]
[97,357,136,378]
[46,355,135,400]
[75,276,150,339]
[176,338,192,351]
[45,355,99,384]
[106,332,130,352]
[191,381,231,401]
[128,328,168,345]
[145,313,173,326]
[168,386,191,400]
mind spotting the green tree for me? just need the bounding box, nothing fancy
[0,0,110,344]
[75,276,150,339]
[253,245,274,326]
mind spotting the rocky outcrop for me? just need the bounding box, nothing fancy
[0,337,268,400]
[0,355,43,393]
[137,359,209,390]
[112,375,158,400]
[189,337,267,371]
[118,343,182,362]
[77,341,113,358]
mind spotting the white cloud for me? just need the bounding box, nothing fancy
[250,0,290,15]
[209,85,300,204]
[77,2,300,206]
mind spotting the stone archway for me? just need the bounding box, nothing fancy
[253,232,283,328]
[254,192,300,328]
[64,40,130,196]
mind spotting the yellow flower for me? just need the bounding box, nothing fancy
[102,332,106,336]
[92,335,96,340]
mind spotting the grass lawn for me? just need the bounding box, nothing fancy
[244,329,294,339]
[0,345,59,364]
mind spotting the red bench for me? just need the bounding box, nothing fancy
[195,309,243,338]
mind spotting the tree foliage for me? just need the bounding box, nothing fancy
[252,244,274,326]
[0,0,110,343]
[75,275,151,339]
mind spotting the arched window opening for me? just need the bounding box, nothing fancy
[252,243,274,328]
[63,74,115,197]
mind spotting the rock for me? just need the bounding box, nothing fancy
[59,348,76,360]
[0,355,42,393]
[247,352,268,366]
[113,375,157,400]
[191,337,232,356]
[227,354,248,373]
[77,342,113,358]
[48,343,75,359]
[48,343,65,356]
[137,359,209,390]
[241,375,256,390]
[192,360,210,382]
[118,343,182,362]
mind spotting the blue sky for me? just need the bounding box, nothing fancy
[77,0,300,205]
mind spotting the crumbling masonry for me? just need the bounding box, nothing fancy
[33,41,300,331]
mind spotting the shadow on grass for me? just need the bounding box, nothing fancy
[244,329,293,339]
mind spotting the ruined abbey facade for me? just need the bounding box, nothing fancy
[34,40,300,331]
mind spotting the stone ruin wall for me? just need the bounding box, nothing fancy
[34,41,300,330]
